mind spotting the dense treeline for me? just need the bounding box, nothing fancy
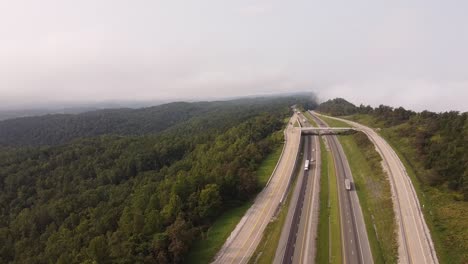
[0,96,316,263]
[316,98,358,116]
[0,96,316,147]
[317,98,468,199]
[367,108,467,197]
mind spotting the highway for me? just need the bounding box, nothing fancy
[274,113,321,264]
[310,112,374,264]
[213,113,302,264]
[315,112,439,264]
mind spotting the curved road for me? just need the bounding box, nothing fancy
[213,114,301,264]
[316,112,439,264]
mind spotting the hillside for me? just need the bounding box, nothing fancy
[317,98,468,263]
[0,96,314,147]
[316,98,358,116]
[0,96,316,263]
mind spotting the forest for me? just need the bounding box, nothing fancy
[0,96,316,263]
[318,98,467,199]
[318,98,467,263]
[0,97,316,147]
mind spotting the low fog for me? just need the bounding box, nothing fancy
[1,1,467,112]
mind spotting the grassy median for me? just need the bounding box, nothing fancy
[316,137,342,264]
[303,111,319,127]
[327,139,343,264]
[316,138,330,263]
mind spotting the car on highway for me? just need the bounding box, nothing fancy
[345,178,351,190]
[304,159,310,170]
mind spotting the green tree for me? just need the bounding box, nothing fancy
[87,235,109,263]
[198,184,222,220]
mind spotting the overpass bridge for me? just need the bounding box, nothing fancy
[301,127,357,135]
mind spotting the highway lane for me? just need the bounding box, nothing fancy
[291,135,320,264]
[274,112,321,264]
[273,135,308,264]
[311,112,374,264]
[281,135,312,264]
[213,113,302,264]
[317,112,439,264]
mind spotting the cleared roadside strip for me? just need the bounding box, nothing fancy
[265,120,295,188]
[212,114,302,264]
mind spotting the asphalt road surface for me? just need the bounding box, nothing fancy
[317,112,439,264]
[311,112,374,264]
[213,114,302,264]
[274,113,321,264]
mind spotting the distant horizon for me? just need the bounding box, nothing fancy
[2,1,468,113]
[0,92,465,114]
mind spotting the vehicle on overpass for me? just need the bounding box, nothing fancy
[345,178,351,190]
[304,159,310,170]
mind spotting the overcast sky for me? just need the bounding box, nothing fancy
[1,0,467,111]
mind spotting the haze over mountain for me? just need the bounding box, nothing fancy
[1,1,467,112]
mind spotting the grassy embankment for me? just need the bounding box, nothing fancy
[316,136,342,264]
[319,114,398,263]
[303,111,319,127]
[327,138,342,264]
[185,139,284,263]
[346,114,468,264]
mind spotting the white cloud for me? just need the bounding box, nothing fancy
[0,0,467,112]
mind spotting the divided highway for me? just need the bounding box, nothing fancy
[274,114,321,264]
[213,114,301,264]
[310,112,374,264]
[316,112,439,264]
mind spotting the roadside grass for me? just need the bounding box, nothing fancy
[317,114,349,127]
[344,114,385,128]
[338,132,398,264]
[303,111,319,127]
[378,128,466,264]
[316,138,329,263]
[327,139,342,264]
[294,120,300,127]
[257,143,285,187]
[185,202,253,264]
[249,141,304,264]
[185,140,285,263]
[342,114,468,263]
